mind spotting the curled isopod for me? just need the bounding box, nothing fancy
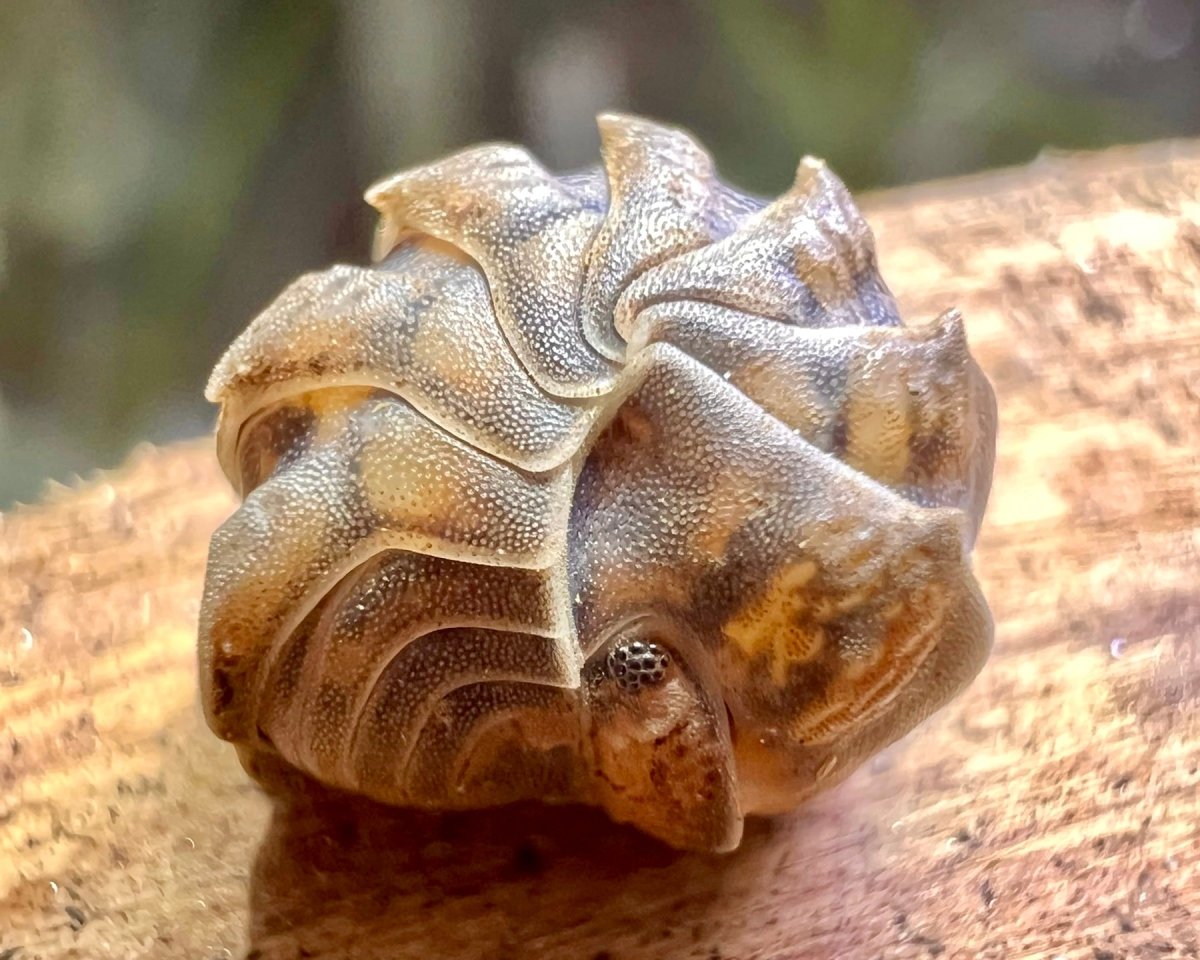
[198,113,997,852]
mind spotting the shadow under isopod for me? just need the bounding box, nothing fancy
[242,780,796,960]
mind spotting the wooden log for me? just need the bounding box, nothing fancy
[3,140,1199,960]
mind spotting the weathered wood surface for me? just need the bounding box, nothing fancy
[3,141,1199,960]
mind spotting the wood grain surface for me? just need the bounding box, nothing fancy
[2,140,1199,960]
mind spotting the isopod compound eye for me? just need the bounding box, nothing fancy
[198,112,996,852]
[606,641,670,692]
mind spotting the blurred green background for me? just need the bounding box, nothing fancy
[1,0,1196,506]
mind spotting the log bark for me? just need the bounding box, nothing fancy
[3,140,1199,960]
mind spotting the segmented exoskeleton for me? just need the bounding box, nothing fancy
[199,114,996,851]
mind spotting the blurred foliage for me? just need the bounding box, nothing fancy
[0,0,1196,505]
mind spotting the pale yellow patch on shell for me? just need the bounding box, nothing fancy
[304,388,373,445]
[789,582,949,744]
[843,351,913,485]
[723,560,823,684]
